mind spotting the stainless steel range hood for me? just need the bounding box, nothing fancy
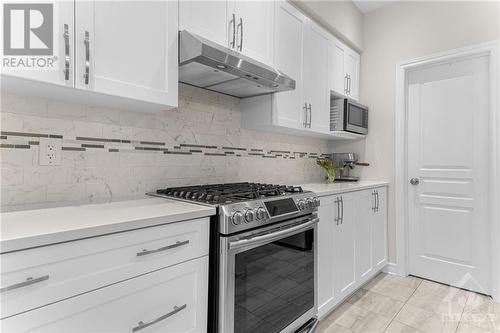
[179,30,296,98]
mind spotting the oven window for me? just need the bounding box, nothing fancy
[348,104,367,127]
[234,230,314,333]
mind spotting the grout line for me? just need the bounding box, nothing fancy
[382,277,423,333]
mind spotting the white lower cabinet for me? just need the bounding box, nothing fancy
[1,218,210,333]
[317,186,388,317]
[2,256,208,333]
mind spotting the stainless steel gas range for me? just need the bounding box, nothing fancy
[152,183,320,333]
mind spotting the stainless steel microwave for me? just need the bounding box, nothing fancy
[330,98,368,135]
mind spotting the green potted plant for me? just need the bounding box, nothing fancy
[316,159,343,184]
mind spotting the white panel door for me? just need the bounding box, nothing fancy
[333,193,357,300]
[231,1,274,66]
[330,38,346,96]
[372,187,388,271]
[273,1,306,130]
[317,196,335,310]
[354,190,373,282]
[179,1,228,48]
[408,55,490,293]
[345,50,360,100]
[303,21,330,134]
[75,1,178,107]
[1,1,74,87]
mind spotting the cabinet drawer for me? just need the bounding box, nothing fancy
[1,218,209,319]
[1,256,208,333]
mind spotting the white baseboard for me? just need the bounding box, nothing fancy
[382,262,399,275]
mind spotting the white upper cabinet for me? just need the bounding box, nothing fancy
[272,0,307,129]
[179,1,228,47]
[230,1,274,66]
[1,1,74,87]
[179,0,274,67]
[76,0,178,107]
[330,36,360,100]
[303,21,330,133]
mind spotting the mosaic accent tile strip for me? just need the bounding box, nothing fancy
[0,131,330,160]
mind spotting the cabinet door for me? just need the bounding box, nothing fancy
[2,257,208,333]
[317,196,335,311]
[179,1,228,48]
[345,50,360,100]
[231,1,274,66]
[330,38,346,96]
[354,190,373,283]
[1,1,74,87]
[372,187,388,271]
[303,21,330,134]
[333,193,357,300]
[273,1,306,130]
[75,1,178,107]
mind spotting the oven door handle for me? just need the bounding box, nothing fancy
[229,218,319,251]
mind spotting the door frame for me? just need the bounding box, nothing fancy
[394,40,500,301]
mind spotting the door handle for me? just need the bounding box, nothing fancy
[347,74,351,95]
[372,191,376,212]
[303,103,308,128]
[334,197,340,225]
[63,24,70,81]
[375,190,379,212]
[308,103,312,128]
[410,178,420,185]
[340,196,344,224]
[229,13,236,48]
[83,31,90,85]
[236,17,243,51]
[344,74,348,94]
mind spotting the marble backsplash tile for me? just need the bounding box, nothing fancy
[1,84,330,207]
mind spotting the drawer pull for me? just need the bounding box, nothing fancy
[136,240,190,257]
[0,275,49,293]
[132,304,187,332]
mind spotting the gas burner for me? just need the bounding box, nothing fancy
[156,182,304,204]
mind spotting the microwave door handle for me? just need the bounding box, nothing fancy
[229,218,318,251]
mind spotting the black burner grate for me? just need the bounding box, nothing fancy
[156,182,303,204]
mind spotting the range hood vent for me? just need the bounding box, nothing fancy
[179,30,296,98]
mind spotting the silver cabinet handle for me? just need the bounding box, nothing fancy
[340,196,344,224]
[63,24,70,81]
[236,17,243,51]
[303,103,308,128]
[132,304,187,332]
[349,74,352,95]
[372,191,376,212]
[376,191,379,212]
[83,31,90,85]
[344,74,348,94]
[136,240,189,257]
[309,103,312,128]
[410,177,420,185]
[0,275,49,293]
[229,13,236,48]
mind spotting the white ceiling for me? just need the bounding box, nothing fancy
[352,0,398,14]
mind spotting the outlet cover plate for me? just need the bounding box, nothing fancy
[39,137,62,166]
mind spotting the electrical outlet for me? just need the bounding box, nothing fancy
[39,137,62,166]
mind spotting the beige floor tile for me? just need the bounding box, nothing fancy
[327,302,392,333]
[395,304,460,333]
[365,273,422,290]
[318,322,354,333]
[457,322,494,333]
[407,288,466,316]
[417,279,471,300]
[462,293,500,332]
[347,289,405,318]
[363,280,416,303]
[384,321,425,333]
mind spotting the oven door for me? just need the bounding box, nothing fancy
[219,215,318,333]
[345,100,368,135]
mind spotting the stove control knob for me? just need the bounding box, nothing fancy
[231,211,244,226]
[313,197,320,207]
[306,198,314,209]
[256,207,267,220]
[245,209,255,223]
[297,200,306,210]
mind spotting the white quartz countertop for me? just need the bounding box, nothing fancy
[0,197,215,253]
[300,181,389,197]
